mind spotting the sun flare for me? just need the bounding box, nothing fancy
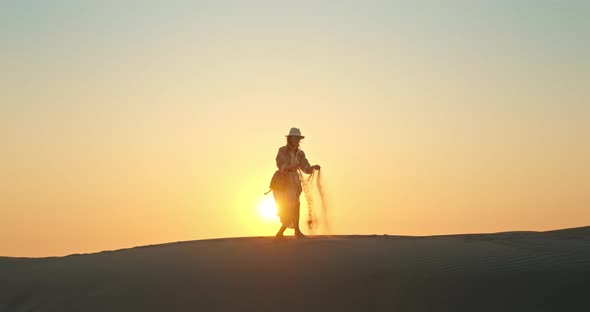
[258,197,278,220]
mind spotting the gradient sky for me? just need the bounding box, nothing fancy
[2,0,589,257]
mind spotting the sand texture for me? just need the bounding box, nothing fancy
[2,227,590,311]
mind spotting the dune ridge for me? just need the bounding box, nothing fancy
[1,227,589,311]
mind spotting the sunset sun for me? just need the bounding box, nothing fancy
[258,197,278,220]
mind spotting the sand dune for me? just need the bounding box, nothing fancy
[2,227,590,311]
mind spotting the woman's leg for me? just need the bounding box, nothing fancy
[276,224,287,237]
[293,193,307,238]
[273,190,289,235]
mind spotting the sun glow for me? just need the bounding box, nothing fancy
[258,196,278,220]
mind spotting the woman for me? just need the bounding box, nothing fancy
[273,127,321,239]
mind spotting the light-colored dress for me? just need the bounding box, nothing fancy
[273,145,313,228]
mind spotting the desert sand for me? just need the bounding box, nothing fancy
[1,227,589,311]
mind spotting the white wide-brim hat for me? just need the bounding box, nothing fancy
[286,127,305,139]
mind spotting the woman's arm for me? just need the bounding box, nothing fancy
[276,148,290,172]
[298,150,314,174]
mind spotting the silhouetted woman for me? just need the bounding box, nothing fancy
[273,127,320,238]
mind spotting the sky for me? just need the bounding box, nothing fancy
[1,0,589,257]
